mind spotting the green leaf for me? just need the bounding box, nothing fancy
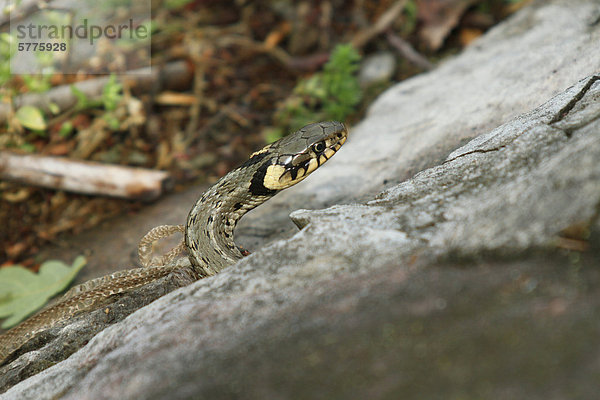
[70,85,90,109]
[15,105,47,131]
[103,113,120,130]
[48,101,60,115]
[22,74,51,93]
[18,142,36,153]
[0,256,87,328]
[58,121,73,138]
[102,74,123,111]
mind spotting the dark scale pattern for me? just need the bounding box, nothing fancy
[0,122,348,366]
[184,121,347,276]
[249,161,278,196]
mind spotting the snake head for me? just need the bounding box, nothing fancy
[251,121,348,193]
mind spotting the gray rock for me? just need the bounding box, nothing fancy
[359,52,396,86]
[0,263,197,393]
[3,0,600,398]
[236,0,600,249]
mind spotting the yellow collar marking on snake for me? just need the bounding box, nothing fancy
[185,121,348,276]
[0,121,348,367]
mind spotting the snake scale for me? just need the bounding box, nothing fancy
[0,121,348,365]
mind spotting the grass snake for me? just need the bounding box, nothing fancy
[0,121,348,366]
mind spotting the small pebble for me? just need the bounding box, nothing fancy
[359,52,396,86]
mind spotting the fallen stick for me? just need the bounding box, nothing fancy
[0,151,173,201]
[0,61,193,124]
[350,0,408,48]
[386,31,435,71]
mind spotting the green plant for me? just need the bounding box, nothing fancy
[0,33,16,86]
[71,74,122,110]
[0,256,86,328]
[267,43,362,142]
[164,0,195,10]
[102,74,124,129]
[71,85,94,109]
[319,44,362,120]
[101,74,123,111]
[402,0,418,35]
[22,74,52,93]
[15,105,47,132]
[71,74,123,129]
[58,121,74,138]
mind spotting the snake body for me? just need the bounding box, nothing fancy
[0,121,348,365]
[185,121,348,275]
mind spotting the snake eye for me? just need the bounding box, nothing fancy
[312,141,326,153]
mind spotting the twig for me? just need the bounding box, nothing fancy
[0,151,173,201]
[154,92,199,106]
[216,35,292,67]
[185,60,207,139]
[217,34,331,72]
[286,52,330,71]
[554,237,589,252]
[386,31,435,71]
[350,0,408,48]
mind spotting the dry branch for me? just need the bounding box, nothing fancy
[350,0,408,48]
[0,151,173,201]
[386,31,435,71]
[0,61,193,124]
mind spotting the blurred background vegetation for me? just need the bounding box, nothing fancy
[0,0,528,267]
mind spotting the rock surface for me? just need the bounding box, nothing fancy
[3,0,600,398]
